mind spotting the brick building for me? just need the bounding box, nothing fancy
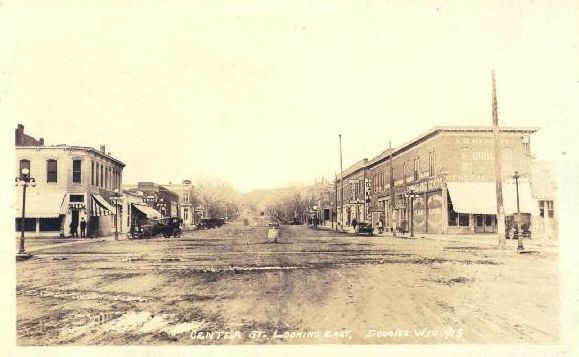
[337,126,539,235]
[163,180,197,227]
[122,182,180,219]
[14,125,125,237]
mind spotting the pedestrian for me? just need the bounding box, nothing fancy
[377,219,383,234]
[352,218,358,230]
[69,221,78,238]
[80,217,87,238]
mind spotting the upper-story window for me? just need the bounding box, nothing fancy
[73,160,82,183]
[100,164,104,188]
[460,147,472,176]
[91,161,95,186]
[47,160,57,183]
[19,159,30,176]
[413,157,420,181]
[428,151,437,177]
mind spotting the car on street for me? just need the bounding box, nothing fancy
[355,222,374,236]
[134,217,182,238]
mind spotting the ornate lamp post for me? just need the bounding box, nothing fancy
[405,188,418,238]
[110,189,122,240]
[15,167,36,260]
[513,171,524,251]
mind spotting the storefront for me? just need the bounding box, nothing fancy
[446,181,538,234]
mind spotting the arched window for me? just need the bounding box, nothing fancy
[47,159,57,183]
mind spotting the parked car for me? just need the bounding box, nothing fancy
[136,217,182,238]
[287,218,302,225]
[355,222,374,236]
[196,218,225,229]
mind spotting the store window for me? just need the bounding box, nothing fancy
[47,159,57,183]
[458,213,470,226]
[429,151,437,177]
[39,218,60,231]
[73,160,82,183]
[15,218,36,232]
[539,200,554,218]
[448,203,458,226]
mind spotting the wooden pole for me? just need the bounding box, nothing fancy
[492,69,506,247]
[389,140,396,236]
[339,134,344,231]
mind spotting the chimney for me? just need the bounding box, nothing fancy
[100,145,106,153]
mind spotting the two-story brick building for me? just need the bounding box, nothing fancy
[163,180,197,227]
[122,182,180,219]
[337,126,539,235]
[14,125,125,237]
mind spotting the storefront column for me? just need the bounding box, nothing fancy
[441,185,449,234]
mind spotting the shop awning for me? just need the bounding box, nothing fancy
[13,191,66,218]
[131,203,162,219]
[91,194,115,216]
[447,181,539,216]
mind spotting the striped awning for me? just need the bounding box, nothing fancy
[131,203,162,219]
[90,194,115,216]
[13,190,66,218]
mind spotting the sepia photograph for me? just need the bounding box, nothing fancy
[1,1,578,356]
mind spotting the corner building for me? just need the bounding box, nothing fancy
[337,126,539,235]
[15,125,125,237]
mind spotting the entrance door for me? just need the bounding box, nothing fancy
[475,214,496,233]
[71,210,79,236]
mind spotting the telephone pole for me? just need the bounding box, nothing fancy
[492,69,506,247]
[389,140,396,236]
[339,134,344,231]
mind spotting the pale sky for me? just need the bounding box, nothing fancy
[1,0,577,192]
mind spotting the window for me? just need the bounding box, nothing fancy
[73,160,81,183]
[476,215,483,226]
[39,218,60,231]
[460,147,472,176]
[413,157,420,181]
[47,159,57,183]
[100,165,103,188]
[458,213,470,226]
[429,151,436,177]
[69,194,84,202]
[15,218,36,232]
[96,163,100,186]
[448,202,458,226]
[403,162,407,183]
[91,161,95,185]
[539,200,554,218]
[184,207,189,220]
[19,159,30,175]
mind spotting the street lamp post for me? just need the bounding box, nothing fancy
[110,189,122,240]
[513,171,524,251]
[15,167,36,260]
[406,188,418,238]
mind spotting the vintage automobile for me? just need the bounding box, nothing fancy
[134,217,182,238]
[196,218,225,229]
[355,222,374,236]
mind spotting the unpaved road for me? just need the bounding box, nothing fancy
[16,222,559,345]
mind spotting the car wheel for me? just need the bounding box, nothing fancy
[173,228,182,238]
[143,230,152,239]
[163,233,171,238]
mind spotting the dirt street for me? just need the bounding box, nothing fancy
[16,221,559,345]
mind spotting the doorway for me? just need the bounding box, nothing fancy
[71,210,79,237]
[474,214,496,233]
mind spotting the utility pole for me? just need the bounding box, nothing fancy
[492,69,506,247]
[389,140,396,236]
[339,134,344,231]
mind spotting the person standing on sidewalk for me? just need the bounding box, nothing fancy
[352,218,358,231]
[80,218,87,238]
